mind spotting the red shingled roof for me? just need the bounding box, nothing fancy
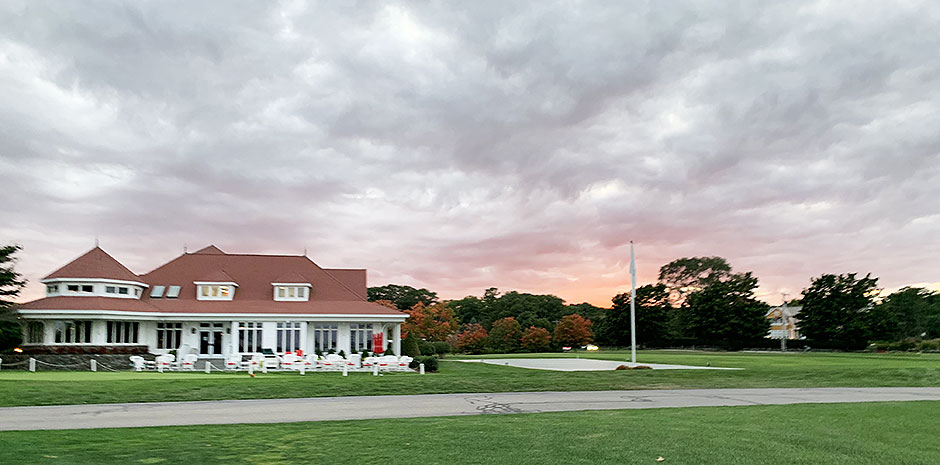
[22,245,404,317]
[272,270,309,283]
[196,269,236,283]
[17,296,402,315]
[43,247,140,282]
[193,245,225,255]
[17,296,159,312]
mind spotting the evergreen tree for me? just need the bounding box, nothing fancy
[684,272,770,348]
[602,284,670,347]
[800,273,879,349]
[0,245,26,351]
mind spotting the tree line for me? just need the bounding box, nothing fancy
[370,257,940,353]
[0,244,937,353]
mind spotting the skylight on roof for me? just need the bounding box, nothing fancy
[150,285,166,298]
[166,286,181,298]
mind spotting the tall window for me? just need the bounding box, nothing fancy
[238,322,263,353]
[157,322,183,349]
[55,321,92,343]
[27,321,44,343]
[350,324,373,352]
[107,321,140,344]
[276,322,301,353]
[312,324,338,352]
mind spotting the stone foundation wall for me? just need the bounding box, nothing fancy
[19,345,150,355]
[0,354,152,371]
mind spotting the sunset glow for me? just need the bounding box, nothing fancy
[2,2,938,308]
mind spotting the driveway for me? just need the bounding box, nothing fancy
[2,387,939,431]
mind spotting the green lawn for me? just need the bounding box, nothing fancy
[2,401,939,464]
[1,350,939,407]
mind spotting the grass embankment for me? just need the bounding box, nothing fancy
[2,401,939,464]
[1,350,939,407]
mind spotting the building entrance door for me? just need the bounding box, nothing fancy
[199,323,224,355]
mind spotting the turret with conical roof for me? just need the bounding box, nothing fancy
[41,247,149,299]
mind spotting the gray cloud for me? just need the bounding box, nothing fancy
[2,0,939,305]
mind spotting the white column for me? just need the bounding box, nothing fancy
[43,320,55,345]
[262,322,277,350]
[337,323,350,355]
[393,323,401,356]
[91,320,108,344]
[299,322,308,354]
[231,321,239,355]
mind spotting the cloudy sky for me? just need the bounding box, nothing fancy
[2,1,939,307]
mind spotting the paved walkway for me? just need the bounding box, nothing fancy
[458,358,741,371]
[2,387,940,431]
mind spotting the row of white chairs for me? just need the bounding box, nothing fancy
[130,353,414,372]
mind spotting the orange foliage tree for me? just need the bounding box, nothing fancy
[553,314,594,347]
[402,302,459,342]
[455,323,489,354]
[520,326,552,352]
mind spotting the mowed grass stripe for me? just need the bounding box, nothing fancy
[2,401,939,464]
[1,350,939,407]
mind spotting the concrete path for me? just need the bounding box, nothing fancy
[459,358,741,371]
[2,387,940,431]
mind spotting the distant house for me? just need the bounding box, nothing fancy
[766,305,802,340]
[16,245,407,357]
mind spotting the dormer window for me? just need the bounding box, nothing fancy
[272,283,312,301]
[195,282,237,301]
[202,285,230,297]
[46,284,58,295]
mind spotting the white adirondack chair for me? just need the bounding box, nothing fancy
[241,353,263,370]
[181,353,199,370]
[263,354,280,370]
[378,355,396,371]
[224,354,241,370]
[303,354,318,370]
[155,353,175,371]
[322,354,343,370]
[397,356,413,371]
[346,353,362,369]
[281,353,299,370]
[129,355,147,371]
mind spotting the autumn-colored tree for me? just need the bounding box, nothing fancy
[488,317,522,353]
[520,326,552,352]
[455,323,489,354]
[553,314,593,347]
[402,302,459,342]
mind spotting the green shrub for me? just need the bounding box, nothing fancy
[417,340,434,355]
[409,355,439,372]
[432,341,452,357]
[402,333,421,357]
[338,350,346,358]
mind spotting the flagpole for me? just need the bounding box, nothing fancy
[630,241,637,364]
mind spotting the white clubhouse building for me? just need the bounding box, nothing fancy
[17,245,407,357]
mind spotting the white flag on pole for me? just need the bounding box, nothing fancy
[629,241,637,364]
[629,244,636,276]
